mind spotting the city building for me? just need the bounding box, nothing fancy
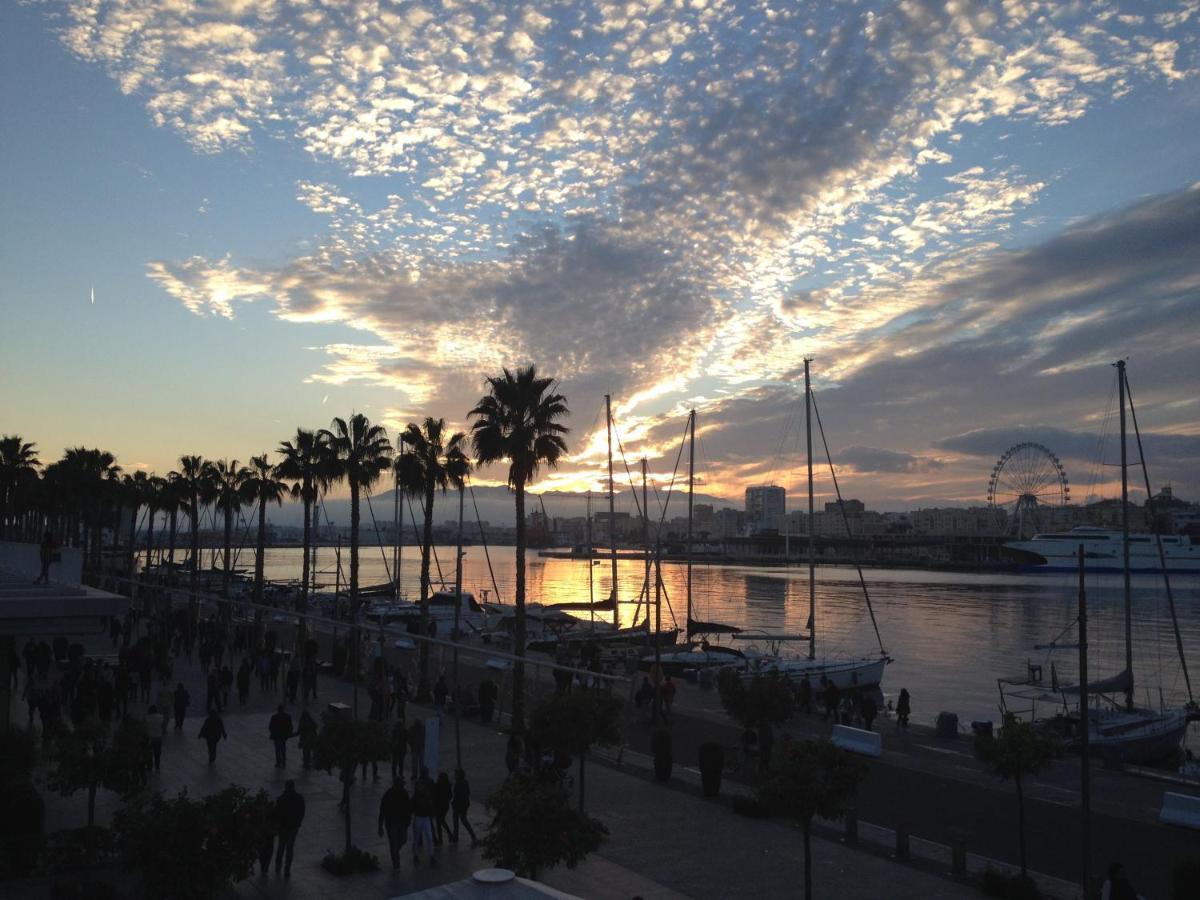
[744,485,785,534]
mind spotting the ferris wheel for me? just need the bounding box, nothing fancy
[987,442,1070,537]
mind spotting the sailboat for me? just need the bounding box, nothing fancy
[735,358,891,693]
[1000,360,1197,764]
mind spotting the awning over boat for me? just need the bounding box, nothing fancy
[1061,667,1133,696]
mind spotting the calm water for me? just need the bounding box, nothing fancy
[256,544,1200,728]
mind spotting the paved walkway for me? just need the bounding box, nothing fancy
[23,630,982,899]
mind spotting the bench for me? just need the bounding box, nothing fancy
[1160,791,1200,830]
[326,702,352,721]
[831,724,883,758]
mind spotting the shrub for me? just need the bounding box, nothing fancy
[980,867,1043,899]
[321,846,380,876]
[731,796,769,818]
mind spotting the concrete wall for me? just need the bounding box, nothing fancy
[0,541,83,585]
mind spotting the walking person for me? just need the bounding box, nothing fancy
[895,687,911,730]
[377,778,412,870]
[407,717,425,780]
[433,675,448,715]
[297,708,318,769]
[823,679,840,723]
[172,682,190,731]
[1100,861,1142,900]
[219,664,233,708]
[205,667,222,713]
[273,780,305,879]
[451,768,477,845]
[269,704,294,768]
[410,771,436,867]
[390,719,408,782]
[34,530,55,584]
[661,674,677,723]
[198,709,227,764]
[236,658,252,704]
[146,704,167,771]
[798,675,813,714]
[861,693,878,732]
[433,771,453,845]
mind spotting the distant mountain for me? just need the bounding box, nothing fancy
[267,484,737,528]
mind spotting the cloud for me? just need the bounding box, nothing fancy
[838,445,947,474]
[935,426,1200,466]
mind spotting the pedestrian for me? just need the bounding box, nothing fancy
[285,665,300,704]
[798,675,813,714]
[219,664,233,708]
[505,734,522,775]
[758,719,775,771]
[269,704,294,768]
[205,667,221,713]
[411,770,436,867]
[407,717,425,780]
[390,719,408,781]
[258,651,271,692]
[273,780,305,879]
[35,530,56,584]
[172,682,190,730]
[236,658,251,704]
[861,694,878,732]
[297,708,318,769]
[661,674,677,722]
[1100,861,1141,900]
[146,703,167,771]
[377,778,412,870]
[823,679,840,723]
[634,676,652,710]
[477,677,495,724]
[451,768,477,845]
[433,675,448,715]
[896,688,911,730]
[198,709,227,764]
[433,771,453,844]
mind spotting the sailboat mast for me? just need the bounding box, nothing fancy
[607,394,617,618]
[587,490,594,633]
[805,358,815,661]
[1117,359,1133,710]
[642,457,650,627]
[393,445,401,601]
[687,409,695,633]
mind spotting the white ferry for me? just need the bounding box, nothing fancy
[1005,526,1200,573]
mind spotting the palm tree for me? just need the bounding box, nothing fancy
[60,448,120,575]
[123,471,150,584]
[0,436,40,540]
[469,365,569,732]
[397,418,468,680]
[143,475,166,573]
[212,459,250,599]
[276,429,331,648]
[320,414,392,686]
[172,455,214,620]
[242,454,288,624]
[161,474,182,577]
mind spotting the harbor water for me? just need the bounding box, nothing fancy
[255,544,1200,731]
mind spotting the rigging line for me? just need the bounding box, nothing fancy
[229,504,258,571]
[611,422,646,521]
[406,493,446,585]
[468,479,502,604]
[653,417,691,530]
[362,488,394,584]
[809,389,887,657]
[1123,371,1193,703]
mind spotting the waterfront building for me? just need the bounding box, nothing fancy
[745,484,785,534]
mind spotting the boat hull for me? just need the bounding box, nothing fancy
[744,655,889,692]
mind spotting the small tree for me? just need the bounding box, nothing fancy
[717,668,793,729]
[975,713,1054,877]
[312,714,390,854]
[757,739,868,900]
[481,770,606,880]
[530,691,622,812]
[49,718,148,831]
[112,785,272,900]
[0,728,43,878]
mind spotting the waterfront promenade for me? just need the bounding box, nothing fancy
[12,622,984,900]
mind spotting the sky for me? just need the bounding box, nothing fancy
[1,0,1198,514]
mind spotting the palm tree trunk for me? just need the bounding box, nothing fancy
[350,479,360,686]
[145,506,155,575]
[513,483,526,734]
[223,508,233,598]
[255,497,267,605]
[1015,770,1027,876]
[128,504,138,584]
[299,487,311,648]
[418,479,434,681]
[803,820,813,900]
[189,497,200,630]
[168,510,178,575]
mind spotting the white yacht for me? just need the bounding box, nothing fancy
[1005,526,1200,573]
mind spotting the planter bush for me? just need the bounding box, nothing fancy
[1174,858,1200,900]
[697,742,725,797]
[321,846,380,876]
[980,868,1043,900]
[651,729,672,782]
[731,796,769,818]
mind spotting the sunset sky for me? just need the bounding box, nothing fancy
[2,0,1198,510]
